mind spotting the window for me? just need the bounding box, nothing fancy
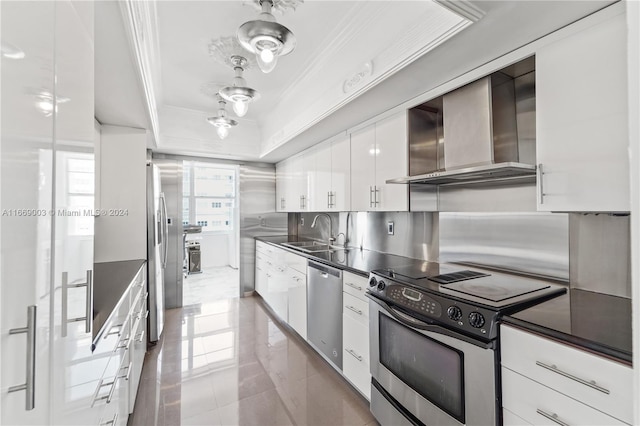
[66,156,94,236]
[183,162,236,233]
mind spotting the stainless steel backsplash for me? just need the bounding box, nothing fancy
[569,213,631,298]
[439,212,569,281]
[294,212,439,261]
[291,210,630,298]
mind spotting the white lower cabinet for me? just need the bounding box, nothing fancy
[502,407,532,426]
[342,272,371,400]
[287,268,307,340]
[501,325,633,425]
[86,263,147,426]
[255,243,307,340]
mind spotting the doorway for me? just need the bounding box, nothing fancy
[181,161,240,306]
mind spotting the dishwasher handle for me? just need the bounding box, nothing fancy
[307,260,342,279]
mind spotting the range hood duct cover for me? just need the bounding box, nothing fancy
[391,66,536,185]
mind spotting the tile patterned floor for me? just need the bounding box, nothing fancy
[129,296,376,426]
[182,266,240,306]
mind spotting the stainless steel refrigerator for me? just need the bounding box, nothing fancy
[147,162,167,343]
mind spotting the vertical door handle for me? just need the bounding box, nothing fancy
[538,163,545,205]
[369,186,374,208]
[327,191,331,209]
[8,305,37,411]
[62,270,93,337]
[160,193,169,268]
[374,186,380,207]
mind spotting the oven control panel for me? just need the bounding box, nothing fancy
[387,285,442,317]
[368,273,500,340]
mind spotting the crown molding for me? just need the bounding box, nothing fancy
[260,1,474,156]
[119,0,163,147]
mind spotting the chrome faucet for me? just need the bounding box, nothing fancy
[310,213,334,246]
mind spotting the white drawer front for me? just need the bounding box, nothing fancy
[503,408,533,426]
[343,349,371,400]
[501,325,632,424]
[343,313,369,366]
[343,271,368,301]
[284,251,307,274]
[343,292,368,325]
[502,367,627,426]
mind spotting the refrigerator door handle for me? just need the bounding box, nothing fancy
[160,192,169,268]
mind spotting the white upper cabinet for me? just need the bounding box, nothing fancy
[350,124,377,211]
[276,158,290,212]
[277,133,351,212]
[536,11,629,212]
[330,135,351,211]
[50,1,99,424]
[351,111,408,211]
[1,2,56,423]
[314,141,332,210]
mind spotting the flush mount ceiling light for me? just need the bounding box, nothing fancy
[237,0,296,74]
[219,55,260,117]
[207,95,238,140]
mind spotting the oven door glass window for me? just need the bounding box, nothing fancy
[379,313,465,423]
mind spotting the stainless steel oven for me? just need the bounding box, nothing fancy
[369,296,497,426]
[366,265,566,426]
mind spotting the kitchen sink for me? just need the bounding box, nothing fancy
[282,241,347,253]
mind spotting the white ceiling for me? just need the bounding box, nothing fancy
[95,0,615,163]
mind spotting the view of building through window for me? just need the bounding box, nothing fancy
[182,161,236,232]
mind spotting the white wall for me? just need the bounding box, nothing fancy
[185,233,234,269]
[94,124,147,262]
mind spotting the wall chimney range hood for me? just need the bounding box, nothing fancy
[390,57,537,186]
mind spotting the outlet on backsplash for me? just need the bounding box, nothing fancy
[387,221,394,235]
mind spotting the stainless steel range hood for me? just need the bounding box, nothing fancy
[390,58,536,185]
[388,162,536,185]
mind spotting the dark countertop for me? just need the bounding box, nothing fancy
[502,288,632,365]
[256,235,431,277]
[258,236,633,365]
[92,259,146,349]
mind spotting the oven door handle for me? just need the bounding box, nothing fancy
[369,295,495,350]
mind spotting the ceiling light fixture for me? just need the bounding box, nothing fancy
[207,95,238,140]
[237,0,296,74]
[219,55,260,117]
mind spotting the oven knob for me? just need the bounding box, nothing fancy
[377,281,386,291]
[447,306,462,321]
[369,277,377,287]
[468,312,485,328]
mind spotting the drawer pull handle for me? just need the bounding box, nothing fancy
[345,282,362,291]
[536,409,570,426]
[535,361,610,394]
[345,305,363,315]
[346,348,363,362]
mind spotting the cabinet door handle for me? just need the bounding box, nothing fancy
[100,412,118,426]
[374,186,380,207]
[536,409,570,426]
[369,186,374,208]
[8,305,36,411]
[345,282,362,291]
[327,191,331,209]
[136,329,146,343]
[535,361,610,394]
[119,362,133,381]
[346,348,363,362]
[538,163,545,205]
[345,305,363,315]
[62,270,93,337]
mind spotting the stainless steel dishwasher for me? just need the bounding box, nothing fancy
[307,260,343,370]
